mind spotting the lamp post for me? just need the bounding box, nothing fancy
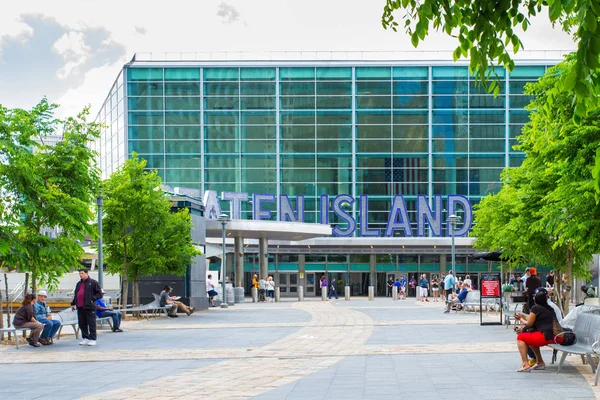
[448,214,461,276]
[217,213,230,309]
[97,194,104,289]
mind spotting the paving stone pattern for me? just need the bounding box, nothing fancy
[0,298,597,399]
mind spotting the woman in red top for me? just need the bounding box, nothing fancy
[514,287,562,372]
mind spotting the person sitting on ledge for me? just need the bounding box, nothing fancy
[160,285,194,318]
[444,282,468,313]
[96,290,123,332]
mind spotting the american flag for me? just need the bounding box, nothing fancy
[384,158,421,195]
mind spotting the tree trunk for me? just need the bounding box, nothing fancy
[4,274,10,341]
[565,247,573,315]
[24,273,29,297]
[121,236,129,311]
[132,280,140,318]
[32,272,37,295]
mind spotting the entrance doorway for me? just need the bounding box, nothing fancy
[277,272,298,296]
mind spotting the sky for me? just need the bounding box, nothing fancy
[0,0,577,119]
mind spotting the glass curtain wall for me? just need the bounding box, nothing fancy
[117,63,548,236]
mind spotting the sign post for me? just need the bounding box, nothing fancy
[480,272,502,326]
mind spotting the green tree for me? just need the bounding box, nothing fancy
[102,154,198,308]
[472,59,600,313]
[381,1,600,118]
[0,98,100,292]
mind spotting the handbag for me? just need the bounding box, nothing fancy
[554,327,576,346]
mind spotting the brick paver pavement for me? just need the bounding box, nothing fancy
[0,298,597,399]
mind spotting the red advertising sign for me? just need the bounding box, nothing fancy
[481,274,500,297]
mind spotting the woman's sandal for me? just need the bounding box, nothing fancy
[532,364,546,370]
[516,365,533,372]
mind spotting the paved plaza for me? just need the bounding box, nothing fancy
[0,298,598,399]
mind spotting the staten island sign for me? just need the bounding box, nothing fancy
[203,191,472,238]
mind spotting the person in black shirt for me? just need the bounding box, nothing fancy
[514,287,562,372]
[387,276,394,297]
[525,267,542,309]
[546,270,555,288]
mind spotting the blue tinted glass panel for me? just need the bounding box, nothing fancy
[509,66,545,78]
[393,67,428,80]
[164,68,200,81]
[432,66,468,79]
[240,68,275,80]
[204,68,239,81]
[393,81,428,95]
[280,68,315,80]
[356,67,391,80]
[316,67,351,79]
[128,68,163,81]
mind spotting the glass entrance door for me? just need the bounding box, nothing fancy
[277,272,299,296]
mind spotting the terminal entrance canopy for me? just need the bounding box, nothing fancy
[203,190,472,238]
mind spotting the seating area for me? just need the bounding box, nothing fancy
[115,294,172,319]
[0,319,31,349]
[549,309,600,383]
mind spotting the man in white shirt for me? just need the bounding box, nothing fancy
[522,268,531,291]
[206,274,218,307]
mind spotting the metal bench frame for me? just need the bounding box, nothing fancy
[0,325,31,349]
[548,310,600,379]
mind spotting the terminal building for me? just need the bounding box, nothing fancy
[94,52,558,298]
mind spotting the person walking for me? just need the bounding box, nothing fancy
[34,290,61,345]
[328,278,339,300]
[399,275,407,299]
[13,293,44,348]
[70,268,102,346]
[420,273,429,302]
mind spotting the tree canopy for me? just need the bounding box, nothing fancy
[102,153,198,306]
[0,98,100,291]
[472,57,600,285]
[381,0,600,118]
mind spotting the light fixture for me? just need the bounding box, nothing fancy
[402,245,405,249]
[277,245,280,248]
[308,245,311,249]
[227,232,231,236]
[370,245,373,249]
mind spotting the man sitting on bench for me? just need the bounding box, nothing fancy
[96,290,123,332]
[444,282,468,313]
[160,285,195,318]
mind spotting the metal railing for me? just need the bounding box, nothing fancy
[132,49,574,63]
[8,281,24,302]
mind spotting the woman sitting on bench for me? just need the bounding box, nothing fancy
[514,287,563,372]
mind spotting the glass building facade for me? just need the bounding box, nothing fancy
[95,58,554,295]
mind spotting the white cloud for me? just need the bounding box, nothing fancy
[52,31,91,79]
[0,14,34,59]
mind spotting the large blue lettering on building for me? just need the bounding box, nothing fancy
[203,191,472,238]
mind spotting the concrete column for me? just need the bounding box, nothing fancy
[368,286,375,301]
[392,286,398,301]
[259,237,268,280]
[345,286,351,301]
[322,286,328,301]
[440,254,447,275]
[275,287,280,302]
[225,252,234,283]
[234,237,244,288]
[369,254,376,296]
[298,285,304,301]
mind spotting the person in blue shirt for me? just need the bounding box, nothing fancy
[95,290,123,332]
[444,282,468,313]
[393,279,401,299]
[419,273,429,302]
[443,271,456,302]
[34,290,61,345]
[399,276,407,300]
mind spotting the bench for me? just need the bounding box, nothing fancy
[0,320,31,349]
[120,295,171,319]
[55,308,79,339]
[548,310,600,377]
